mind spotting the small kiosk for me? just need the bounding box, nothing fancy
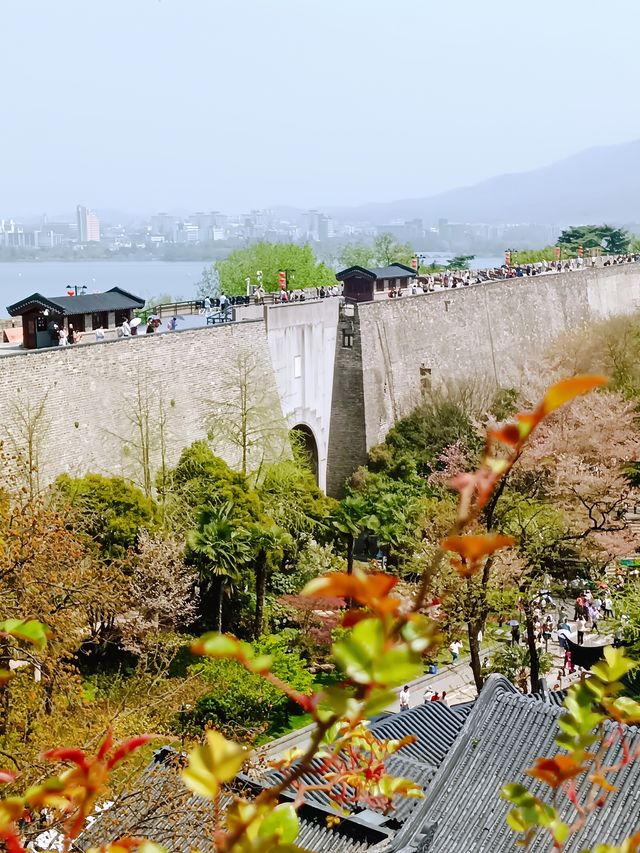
[6,287,145,349]
[335,263,417,303]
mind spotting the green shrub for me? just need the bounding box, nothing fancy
[52,473,158,557]
[190,634,313,740]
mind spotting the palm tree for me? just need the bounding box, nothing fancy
[332,495,367,576]
[247,522,290,640]
[187,502,252,631]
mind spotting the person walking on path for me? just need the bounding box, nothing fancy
[449,640,463,663]
[576,615,587,645]
[603,595,614,619]
[399,685,410,711]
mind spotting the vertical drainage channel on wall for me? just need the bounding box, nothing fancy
[326,302,367,496]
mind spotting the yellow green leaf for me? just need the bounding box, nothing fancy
[258,804,299,844]
[182,731,247,799]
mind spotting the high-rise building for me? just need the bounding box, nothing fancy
[303,209,332,242]
[77,206,100,242]
[176,222,199,243]
[151,213,178,241]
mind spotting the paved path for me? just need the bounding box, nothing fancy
[264,619,614,760]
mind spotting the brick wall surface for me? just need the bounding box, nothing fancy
[3,264,640,496]
[326,307,367,496]
[355,264,640,449]
[0,320,280,488]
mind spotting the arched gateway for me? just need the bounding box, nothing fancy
[290,424,319,485]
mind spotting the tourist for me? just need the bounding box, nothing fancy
[449,639,463,663]
[589,603,600,634]
[167,317,177,332]
[67,323,78,344]
[440,691,449,706]
[203,296,212,313]
[431,692,440,702]
[603,594,614,619]
[146,320,155,335]
[424,687,434,702]
[220,292,229,312]
[576,614,587,645]
[511,623,520,645]
[121,318,131,337]
[95,326,105,342]
[399,685,410,711]
[58,326,68,346]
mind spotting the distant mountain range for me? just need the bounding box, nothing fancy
[326,139,640,226]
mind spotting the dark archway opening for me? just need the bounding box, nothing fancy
[291,424,319,485]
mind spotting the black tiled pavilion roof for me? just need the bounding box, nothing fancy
[6,287,145,317]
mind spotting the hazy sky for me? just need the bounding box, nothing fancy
[2,0,639,216]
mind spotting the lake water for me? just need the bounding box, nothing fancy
[0,261,212,316]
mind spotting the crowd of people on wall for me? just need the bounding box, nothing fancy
[42,253,640,348]
[249,283,342,303]
[411,253,640,294]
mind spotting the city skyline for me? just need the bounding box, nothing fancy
[2,0,640,215]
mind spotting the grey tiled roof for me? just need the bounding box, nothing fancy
[335,264,416,281]
[260,700,469,835]
[390,675,640,853]
[76,750,387,853]
[78,701,469,853]
[6,287,145,317]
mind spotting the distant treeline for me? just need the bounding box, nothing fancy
[0,242,235,262]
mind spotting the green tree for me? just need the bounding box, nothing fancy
[164,440,263,530]
[338,469,424,572]
[52,473,159,558]
[338,243,376,268]
[206,352,290,478]
[187,502,253,631]
[338,234,414,269]
[190,633,313,740]
[258,458,334,546]
[447,255,475,270]
[483,642,553,693]
[375,396,481,479]
[373,233,413,266]
[557,224,630,255]
[247,521,289,640]
[213,242,335,295]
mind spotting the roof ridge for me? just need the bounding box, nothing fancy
[387,676,518,852]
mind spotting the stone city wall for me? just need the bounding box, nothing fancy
[0,319,282,489]
[2,263,640,497]
[326,263,640,493]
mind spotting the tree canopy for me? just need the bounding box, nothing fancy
[213,242,336,295]
[52,473,159,557]
[339,233,414,269]
[557,224,630,254]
